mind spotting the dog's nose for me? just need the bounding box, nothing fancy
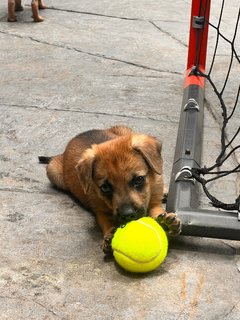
[117,204,136,221]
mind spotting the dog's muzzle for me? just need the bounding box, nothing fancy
[115,204,146,225]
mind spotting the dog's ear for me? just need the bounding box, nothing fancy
[132,134,163,175]
[75,148,95,193]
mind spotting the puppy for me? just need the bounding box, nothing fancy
[8,0,46,22]
[39,126,181,254]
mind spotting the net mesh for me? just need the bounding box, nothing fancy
[190,0,240,211]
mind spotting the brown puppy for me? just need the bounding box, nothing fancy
[39,126,181,253]
[8,0,46,22]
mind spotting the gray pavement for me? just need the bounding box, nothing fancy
[0,1,240,319]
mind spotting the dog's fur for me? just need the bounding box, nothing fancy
[8,0,46,22]
[39,126,181,253]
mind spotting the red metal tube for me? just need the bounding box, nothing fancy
[184,0,211,88]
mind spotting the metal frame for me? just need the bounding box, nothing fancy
[166,0,240,240]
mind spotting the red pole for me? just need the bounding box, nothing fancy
[184,0,211,88]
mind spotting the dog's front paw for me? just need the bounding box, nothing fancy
[156,212,181,237]
[102,227,116,256]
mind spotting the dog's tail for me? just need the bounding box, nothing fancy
[38,156,52,164]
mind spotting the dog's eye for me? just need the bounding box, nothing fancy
[100,181,113,195]
[132,176,145,188]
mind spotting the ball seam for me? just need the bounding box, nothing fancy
[113,248,160,264]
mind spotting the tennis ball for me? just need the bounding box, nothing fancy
[111,217,168,273]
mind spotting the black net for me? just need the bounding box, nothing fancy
[190,0,240,211]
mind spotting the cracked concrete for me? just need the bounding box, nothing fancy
[0,23,184,75]
[0,0,240,319]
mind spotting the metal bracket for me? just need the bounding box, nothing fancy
[193,16,205,29]
[175,166,196,184]
[189,65,203,77]
[184,98,199,111]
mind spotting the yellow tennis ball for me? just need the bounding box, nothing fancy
[111,217,168,273]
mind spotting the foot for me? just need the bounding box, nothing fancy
[8,15,17,22]
[15,0,23,11]
[32,2,44,22]
[102,227,116,256]
[32,14,44,22]
[8,0,17,21]
[38,0,46,9]
[155,212,181,237]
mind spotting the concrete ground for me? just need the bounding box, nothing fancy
[0,0,240,319]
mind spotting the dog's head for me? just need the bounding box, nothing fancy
[75,134,163,225]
